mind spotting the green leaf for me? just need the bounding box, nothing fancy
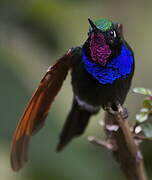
[142,123,152,138]
[135,125,142,134]
[143,98,152,108]
[140,108,149,112]
[136,113,148,123]
[133,87,152,96]
[136,108,149,122]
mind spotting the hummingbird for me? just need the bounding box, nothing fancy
[10,18,134,171]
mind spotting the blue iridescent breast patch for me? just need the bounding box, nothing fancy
[81,44,134,84]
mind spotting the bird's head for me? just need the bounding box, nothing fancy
[84,18,123,66]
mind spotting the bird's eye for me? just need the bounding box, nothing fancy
[109,30,116,38]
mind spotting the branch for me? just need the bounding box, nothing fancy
[88,136,117,150]
[89,105,148,180]
[105,106,147,180]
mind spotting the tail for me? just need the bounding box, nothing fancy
[56,98,96,152]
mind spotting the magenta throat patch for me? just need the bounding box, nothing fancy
[89,32,111,65]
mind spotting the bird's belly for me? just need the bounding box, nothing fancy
[71,62,132,108]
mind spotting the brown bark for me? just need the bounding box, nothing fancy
[105,110,147,180]
[89,105,147,180]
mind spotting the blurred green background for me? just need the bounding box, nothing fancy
[0,0,152,179]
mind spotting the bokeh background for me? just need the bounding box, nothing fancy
[0,0,152,179]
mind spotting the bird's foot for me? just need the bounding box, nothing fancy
[104,106,117,115]
[117,104,128,120]
[104,104,128,120]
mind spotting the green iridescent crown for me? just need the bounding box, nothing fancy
[89,18,112,32]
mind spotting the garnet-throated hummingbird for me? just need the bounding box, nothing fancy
[10,18,134,171]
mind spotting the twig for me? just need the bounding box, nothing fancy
[104,106,147,180]
[134,134,152,142]
[88,136,116,150]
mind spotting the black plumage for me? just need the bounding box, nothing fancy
[57,21,134,151]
